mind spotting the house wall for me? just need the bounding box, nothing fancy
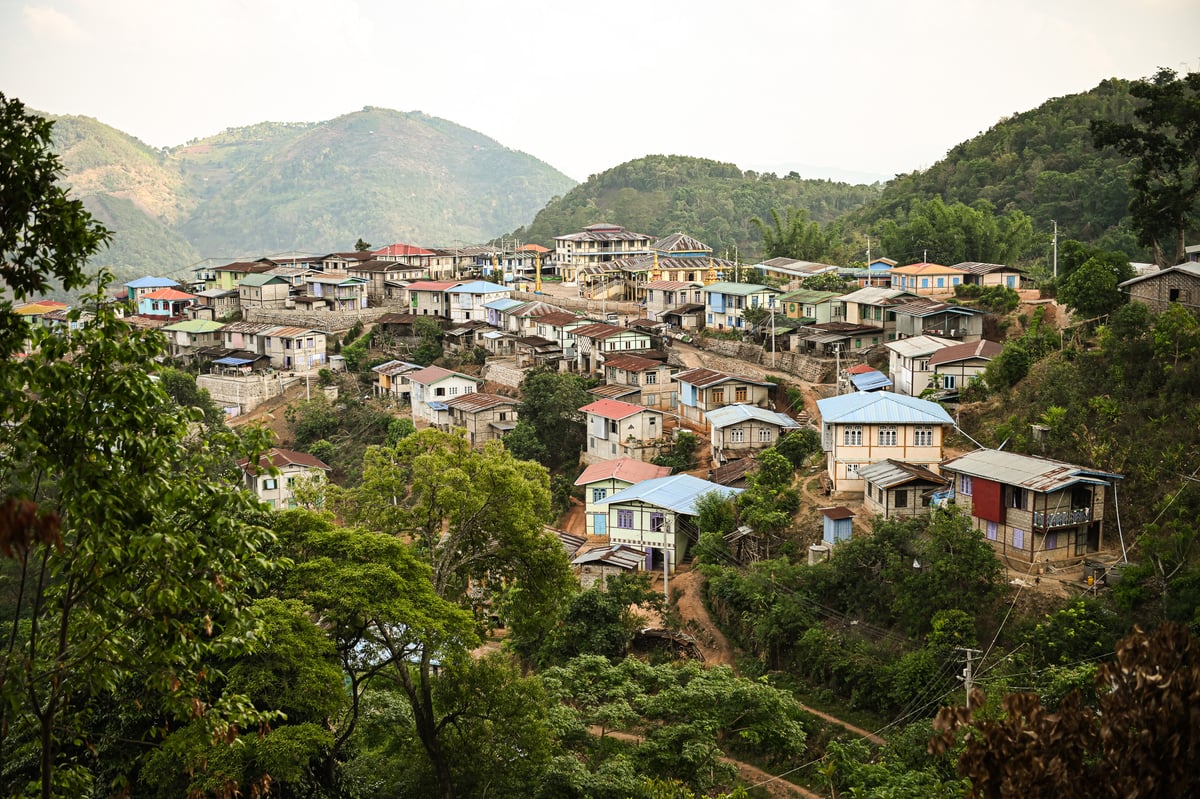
[863,481,937,519]
[1127,272,1200,314]
[824,422,945,493]
[932,359,988,391]
[606,501,682,569]
[711,420,784,462]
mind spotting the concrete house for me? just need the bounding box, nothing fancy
[602,353,676,410]
[817,391,955,493]
[779,289,844,324]
[138,288,199,318]
[884,335,958,396]
[890,296,985,342]
[889,262,969,296]
[306,274,367,311]
[260,326,327,371]
[596,474,742,573]
[124,276,180,304]
[952,262,1025,290]
[644,280,705,321]
[404,366,481,424]
[581,398,665,464]
[571,323,653,375]
[706,404,800,466]
[574,458,672,536]
[404,280,458,317]
[238,274,291,309]
[674,367,773,426]
[703,282,781,331]
[940,449,1123,565]
[161,319,225,359]
[445,280,510,323]
[239,447,331,510]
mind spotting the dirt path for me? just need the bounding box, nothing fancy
[591,728,821,799]
[667,567,735,667]
[557,496,586,535]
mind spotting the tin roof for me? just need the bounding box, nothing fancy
[848,370,894,391]
[596,474,742,515]
[817,391,955,425]
[405,366,479,386]
[602,353,665,372]
[444,392,517,412]
[125,276,180,288]
[162,319,224,333]
[940,449,1122,492]
[705,404,799,429]
[239,447,330,473]
[884,335,958,358]
[449,280,509,294]
[820,506,855,520]
[575,457,673,486]
[579,398,649,420]
[703,281,779,296]
[675,367,772,389]
[928,339,1004,367]
[858,459,950,489]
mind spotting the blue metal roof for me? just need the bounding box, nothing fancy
[451,280,509,294]
[596,474,742,515]
[125,276,179,288]
[213,357,254,366]
[704,404,799,429]
[817,391,954,425]
[849,370,893,391]
[427,401,449,410]
[483,297,524,311]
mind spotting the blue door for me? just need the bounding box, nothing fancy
[594,514,607,536]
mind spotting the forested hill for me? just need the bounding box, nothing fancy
[855,78,1140,253]
[48,108,576,286]
[510,155,883,257]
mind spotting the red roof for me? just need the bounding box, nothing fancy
[141,288,198,301]
[845,364,877,375]
[406,281,460,292]
[927,339,1004,367]
[574,457,672,486]
[579,398,648,420]
[374,243,436,257]
[518,243,551,253]
[239,447,330,473]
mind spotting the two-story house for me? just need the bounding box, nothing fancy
[644,280,706,322]
[883,335,958,396]
[445,280,510,323]
[138,287,199,319]
[534,311,593,359]
[817,391,955,493]
[601,353,676,410]
[574,458,672,536]
[210,262,275,292]
[239,447,331,510]
[703,282,781,331]
[674,367,773,426]
[572,323,653,375]
[161,319,225,359]
[124,276,180,305]
[581,398,665,464]
[404,366,481,424]
[940,449,1123,565]
[347,258,426,303]
[194,288,240,320]
[596,474,742,573]
[928,339,1003,396]
[405,280,458,317]
[859,459,951,520]
[237,274,291,309]
[706,404,800,466]
[372,359,424,401]
[443,392,519,447]
[260,326,327,371]
[890,297,985,342]
[889,262,969,296]
[779,289,844,324]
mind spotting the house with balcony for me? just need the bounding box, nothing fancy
[372,359,424,401]
[552,223,654,283]
[445,280,510,323]
[221,321,275,354]
[601,353,676,409]
[702,282,781,331]
[890,297,985,342]
[194,288,239,320]
[675,367,774,426]
[574,458,673,536]
[404,366,481,424]
[306,274,367,311]
[595,474,742,573]
[503,300,570,337]
[347,258,425,302]
[883,334,958,396]
[928,339,1003,396]
[889,262,969,296]
[940,449,1123,565]
[644,280,706,321]
[837,286,911,339]
[442,392,519,447]
[859,459,951,520]
[706,404,800,466]
[817,391,955,493]
[124,276,181,305]
[581,398,665,464]
[572,323,653,375]
[210,261,275,291]
[534,311,593,358]
[239,447,331,510]
[260,326,327,371]
[238,274,291,309]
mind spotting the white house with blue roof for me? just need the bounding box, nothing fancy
[124,276,180,305]
[445,280,510,323]
[817,391,955,494]
[482,296,526,329]
[597,474,742,573]
[705,404,801,465]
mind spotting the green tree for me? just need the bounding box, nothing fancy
[773,428,822,469]
[157,365,225,427]
[506,369,590,471]
[749,207,834,261]
[1091,68,1200,267]
[1057,256,1126,318]
[354,237,372,252]
[877,197,1035,265]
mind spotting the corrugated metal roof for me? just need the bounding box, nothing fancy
[940,449,1122,492]
[162,319,224,333]
[596,474,742,515]
[705,404,799,429]
[928,339,1004,367]
[572,544,645,570]
[883,335,957,358]
[858,459,949,489]
[450,280,509,294]
[675,367,772,388]
[703,281,778,296]
[820,506,855,520]
[482,297,525,311]
[580,398,647,420]
[817,391,955,425]
[849,370,893,391]
[575,457,672,486]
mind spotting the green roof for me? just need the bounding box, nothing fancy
[778,289,841,303]
[703,281,779,296]
[239,274,289,287]
[162,319,225,333]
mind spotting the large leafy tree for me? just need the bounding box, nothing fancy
[0,95,279,797]
[749,207,835,261]
[877,197,1036,265]
[505,368,589,471]
[1056,256,1127,318]
[1091,68,1200,267]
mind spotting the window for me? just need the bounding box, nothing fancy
[914,426,934,446]
[262,478,277,491]
[1013,528,1025,549]
[735,386,747,402]
[1008,487,1025,509]
[592,488,607,503]
[936,277,945,288]
[650,512,665,532]
[1045,532,1058,550]
[942,374,957,390]
[434,387,446,397]
[895,489,908,507]
[986,521,997,540]
[730,429,745,443]
[449,386,459,396]
[878,425,897,446]
[960,475,973,495]
[846,463,860,477]
[609,420,618,434]
[617,509,634,529]
[759,428,773,442]
[843,425,863,446]
[710,388,725,404]
[645,371,658,385]
[921,278,929,288]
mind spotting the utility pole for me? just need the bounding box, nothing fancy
[1051,220,1058,279]
[866,235,871,266]
[959,647,982,710]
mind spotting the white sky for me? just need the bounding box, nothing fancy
[3,0,1198,183]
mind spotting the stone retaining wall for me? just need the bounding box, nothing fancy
[199,373,305,416]
[244,303,411,332]
[482,360,525,388]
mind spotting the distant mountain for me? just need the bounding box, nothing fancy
[46,108,577,287]
[510,154,883,259]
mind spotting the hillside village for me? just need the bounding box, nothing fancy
[17,222,1200,587]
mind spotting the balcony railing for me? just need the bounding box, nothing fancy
[1033,507,1091,529]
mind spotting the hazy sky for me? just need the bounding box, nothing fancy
[3,0,1198,183]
